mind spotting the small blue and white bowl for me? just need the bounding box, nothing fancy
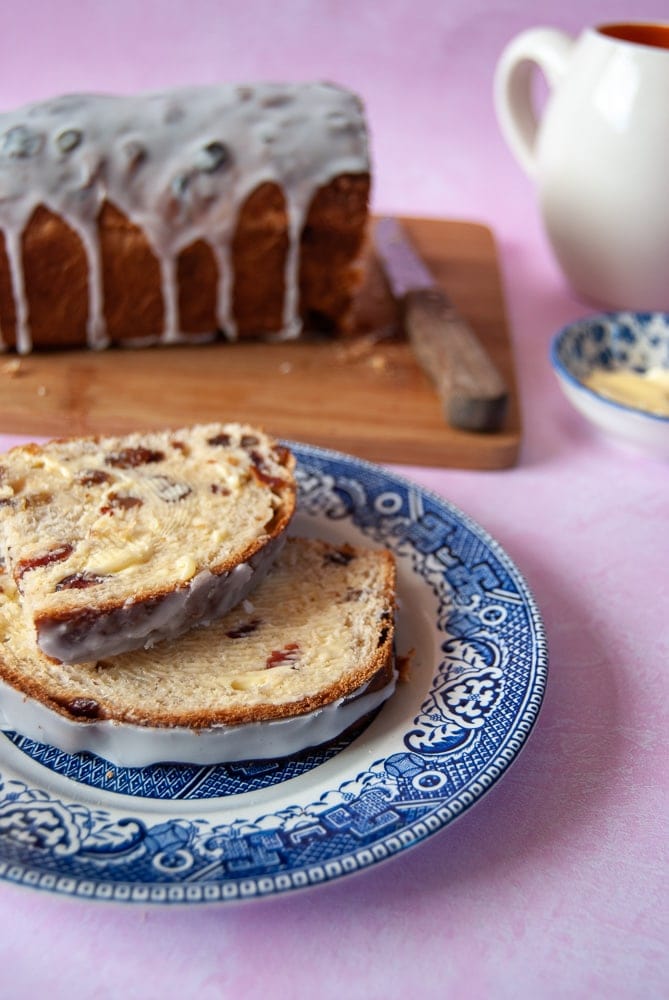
[550,311,669,459]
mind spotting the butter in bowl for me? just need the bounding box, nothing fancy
[550,312,669,459]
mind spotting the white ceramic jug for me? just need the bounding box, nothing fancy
[494,22,669,310]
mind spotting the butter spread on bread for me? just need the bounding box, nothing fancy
[0,423,296,662]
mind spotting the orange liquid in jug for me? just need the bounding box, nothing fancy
[599,22,669,50]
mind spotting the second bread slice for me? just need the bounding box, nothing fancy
[0,537,397,765]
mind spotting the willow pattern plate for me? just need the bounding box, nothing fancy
[0,443,547,904]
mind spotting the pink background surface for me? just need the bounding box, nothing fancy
[0,2,667,997]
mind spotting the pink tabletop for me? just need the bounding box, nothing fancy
[0,2,667,997]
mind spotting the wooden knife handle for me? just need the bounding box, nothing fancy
[404,288,509,432]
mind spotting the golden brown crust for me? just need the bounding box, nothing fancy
[23,205,89,349]
[0,231,17,348]
[299,173,371,334]
[99,200,165,343]
[233,182,289,337]
[177,239,219,335]
[0,173,369,349]
[0,539,396,731]
[0,635,395,729]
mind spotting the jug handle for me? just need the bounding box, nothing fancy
[494,28,574,179]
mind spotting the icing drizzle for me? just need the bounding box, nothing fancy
[0,82,370,352]
[0,664,397,767]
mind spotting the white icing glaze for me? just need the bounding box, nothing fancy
[35,531,285,664]
[0,666,397,767]
[0,82,369,352]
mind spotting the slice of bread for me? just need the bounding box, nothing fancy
[0,423,296,663]
[0,537,397,766]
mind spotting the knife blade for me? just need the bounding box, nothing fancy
[375,217,508,433]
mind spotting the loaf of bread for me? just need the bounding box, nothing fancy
[0,423,296,663]
[0,537,397,766]
[0,82,371,353]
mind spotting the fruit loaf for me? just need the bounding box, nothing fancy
[0,536,397,766]
[0,82,371,353]
[0,422,296,663]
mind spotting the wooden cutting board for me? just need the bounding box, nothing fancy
[0,216,520,469]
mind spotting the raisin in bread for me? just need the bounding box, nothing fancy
[0,82,370,353]
[0,423,296,663]
[0,537,397,766]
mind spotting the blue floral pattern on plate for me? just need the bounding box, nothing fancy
[0,443,547,904]
[552,311,669,381]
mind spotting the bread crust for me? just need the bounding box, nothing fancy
[0,539,397,732]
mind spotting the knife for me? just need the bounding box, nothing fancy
[375,217,509,433]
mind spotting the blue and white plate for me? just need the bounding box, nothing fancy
[550,311,669,459]
[0,443,547,904]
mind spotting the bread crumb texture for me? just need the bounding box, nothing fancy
[0,422,296,624]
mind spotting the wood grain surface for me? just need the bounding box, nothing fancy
[0,216,521,469]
